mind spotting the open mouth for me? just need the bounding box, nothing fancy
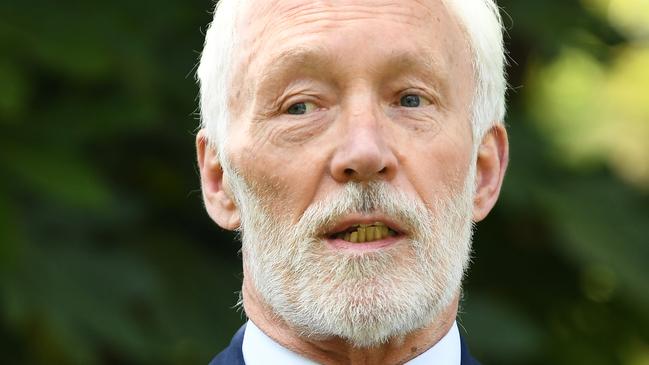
[330,222,400,244]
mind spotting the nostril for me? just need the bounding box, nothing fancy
[344,168,355,176]
[379,167,387,174]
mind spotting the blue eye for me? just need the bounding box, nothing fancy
[287,102,307,115]
[286,102,317,115]
[400,94,421,107]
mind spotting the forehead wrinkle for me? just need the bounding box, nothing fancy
[240,0,440,61]
[232,0,471,117]
[256,0,431,30]
[273,4,427,31]
[252,46,451,104]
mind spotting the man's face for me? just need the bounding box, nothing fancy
[221,0,476,347]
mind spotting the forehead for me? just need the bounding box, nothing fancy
[245,0,464,50]
[240,0,440,31]
[231,0,471,98]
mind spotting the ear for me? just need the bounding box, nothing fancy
[196,130,240,230]
[472,124,509,222]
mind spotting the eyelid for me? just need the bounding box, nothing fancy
[281,94,323,114]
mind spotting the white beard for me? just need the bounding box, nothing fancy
[226,164,476,348]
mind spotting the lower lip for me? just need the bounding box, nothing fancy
[325,235,403,251]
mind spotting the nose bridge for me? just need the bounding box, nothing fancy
[345,93,381,138]
[329,93,397,182]
[347,104,385,153]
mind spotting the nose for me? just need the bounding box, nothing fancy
[329,108,398,183]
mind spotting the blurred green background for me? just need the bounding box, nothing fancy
[0,0,647,364]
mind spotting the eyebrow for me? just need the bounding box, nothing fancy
[254,45,450,96]
[255,45,340,90]
[381,49,450,97]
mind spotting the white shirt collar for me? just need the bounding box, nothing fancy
[242,320,461,365]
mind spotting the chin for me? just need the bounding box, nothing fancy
[248,234,469,348]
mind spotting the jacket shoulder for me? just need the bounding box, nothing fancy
[460,335,481,365]
[208,324,246,365]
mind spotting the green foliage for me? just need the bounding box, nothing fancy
[1,0,647,364]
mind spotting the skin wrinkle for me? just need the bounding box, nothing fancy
[245,57,460,164]
[263,2,430,36]
[230,4,474,175]
[251,79,336,148]
[251,48,451,118]
[231,0,460,116]
[247,40,452,106]
[258,75,336,118]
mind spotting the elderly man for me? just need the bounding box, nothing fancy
[196,0,508,363]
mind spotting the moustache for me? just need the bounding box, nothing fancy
[294,181,431,239]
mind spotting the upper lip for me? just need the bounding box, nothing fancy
[322,215,407,237]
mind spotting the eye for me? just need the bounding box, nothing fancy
[286,101,317,115]
[399,94,423,108]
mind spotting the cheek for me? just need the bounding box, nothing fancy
[233,143,323,220]
[405,123,474,198]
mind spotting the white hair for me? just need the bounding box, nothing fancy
[442,0,508,142]
[227,162,476,347]
[197,0,507,155]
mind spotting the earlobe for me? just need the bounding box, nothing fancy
[196,130,241,230]
[472,124,509,222]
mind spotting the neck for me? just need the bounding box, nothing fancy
[241,276,459,365]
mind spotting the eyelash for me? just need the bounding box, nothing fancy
[395,90,434,106]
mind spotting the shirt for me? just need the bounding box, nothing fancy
[242,320,461,365]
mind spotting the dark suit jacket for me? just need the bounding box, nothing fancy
[209,324,480,365]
